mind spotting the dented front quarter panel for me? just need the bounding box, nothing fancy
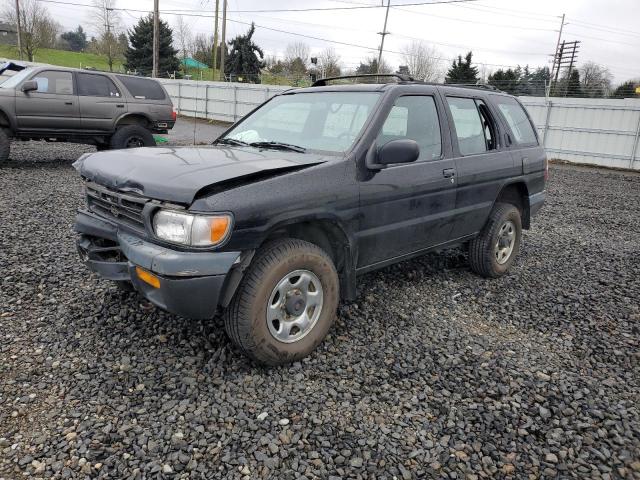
[74,145,331,204]
[190,157,361,253]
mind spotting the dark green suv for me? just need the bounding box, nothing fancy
[0,64,175,162]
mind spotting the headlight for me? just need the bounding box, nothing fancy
[152,210,232,247]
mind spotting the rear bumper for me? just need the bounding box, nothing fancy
[529,191,545,217]
[75,209,242,319]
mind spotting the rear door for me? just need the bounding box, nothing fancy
[443,94,519,239]
[76,72,127,131]
[490,94,546,183]
[15,70,80,130]
[357,91,457,269]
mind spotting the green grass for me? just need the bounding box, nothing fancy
[0,44,124,72]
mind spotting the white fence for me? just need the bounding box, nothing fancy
[158,79,288,123]
[160,78,640,171]
[520,97,640,170]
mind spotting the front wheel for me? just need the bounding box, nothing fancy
[110,125,156,149]
[468,202,522,278]
[224,239,339,365]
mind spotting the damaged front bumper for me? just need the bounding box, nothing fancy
[75,209,246,319]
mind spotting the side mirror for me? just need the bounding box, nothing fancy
[376,139,419,167]
[21,80,38,93]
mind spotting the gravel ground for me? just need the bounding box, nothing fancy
[1,143,639,479]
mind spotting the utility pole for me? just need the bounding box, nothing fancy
[220,0,227,81]
[548,13,565,96]
[105,6,113,72]
[212,0,219,80]
[376,0,391,74]
[15,0,22,60]
[152,0,159,77]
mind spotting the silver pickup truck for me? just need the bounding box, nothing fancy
[0,63,175,162]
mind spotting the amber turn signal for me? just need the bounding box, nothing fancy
[135,266,160,289]
[210,216,231,244]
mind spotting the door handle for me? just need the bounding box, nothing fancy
[116,104,124,108]
[443,168,456,178]
[64,101,73,105]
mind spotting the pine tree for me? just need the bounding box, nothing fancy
[612,80,639,99]
[487,68,520,94]
[445,52,479,84]
[224,23,264,83]
[565,69,583,97]
[60,26,87,52]
[124,15,179,76]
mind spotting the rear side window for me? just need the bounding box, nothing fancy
[446,96,498,156]
[377,96,442,161]
[116,75,166,100]
[32,71,73,95]
[77,73,121,97]
[492,95,537,145]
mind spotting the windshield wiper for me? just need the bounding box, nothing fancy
[249,141,306,153]
[214,137,249,147]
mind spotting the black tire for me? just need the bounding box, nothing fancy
[224,239,339,365]
[110,125,155,149]
[0,129,10,163]
[468,202,522,278]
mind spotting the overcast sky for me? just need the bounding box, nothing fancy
[44,0,640,83]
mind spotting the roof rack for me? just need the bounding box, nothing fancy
[444,83,501,91]
[311,73,414,87]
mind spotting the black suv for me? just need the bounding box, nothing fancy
[74,74,546,365]
[0,64,175,162]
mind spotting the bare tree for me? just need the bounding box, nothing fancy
[579,61,613,98]
[318,47,341,77]
[88,0,123,71]
[173,15,191,61]
[3,0,59,61]
[284,42,310,66]
[400,40,443,82]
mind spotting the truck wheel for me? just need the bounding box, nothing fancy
[468,202,522,278]
[0,129,10,163]
[110,125,155,149]
[224,239,339,365]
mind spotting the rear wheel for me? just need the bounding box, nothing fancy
[468,202,522,278]
[0,129,10,163]
[224,239,339,365]
[110,125,155,149]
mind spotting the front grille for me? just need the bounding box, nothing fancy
[86,181,149,231]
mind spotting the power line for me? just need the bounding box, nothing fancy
[391,5,558,32]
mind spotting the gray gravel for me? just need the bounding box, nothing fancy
[1,144,640,479]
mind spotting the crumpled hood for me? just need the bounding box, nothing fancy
[74,145,329,204]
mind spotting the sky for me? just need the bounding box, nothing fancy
[42,0,640,84]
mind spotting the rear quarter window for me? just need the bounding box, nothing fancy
[116,75,166,100]
[491,95,538,145]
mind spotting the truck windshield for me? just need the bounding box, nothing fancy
[0,68,33,89]
[222,91,381,153]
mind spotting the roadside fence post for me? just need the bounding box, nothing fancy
[543,100,553,147]
[177,83,182,113]
[630,111,640,169]
[233,85,238,122]
[204,85,209,120]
